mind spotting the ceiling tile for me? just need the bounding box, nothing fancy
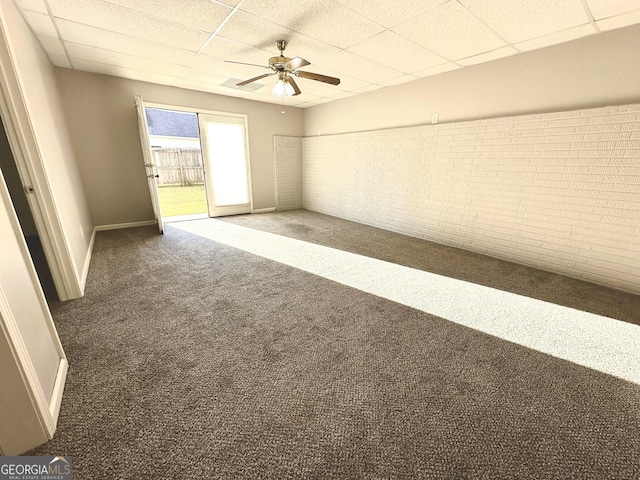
[215,10,296,50]
[514,24,596,51]
[378,74,418,87]
[102,66,178,85]
[412,62,462,78]
[459,0,590,44]
[56,19,197,65]
[14,0,48,14]
[283,92,323,104]
[176,67,230,85]
[220,77,268,92]
[39,36,66,55]
[214,0,241,6]
[596,8,640,30]
[333,0,449,28]
[66,42,186,75]
[352,84,384,94]
[217,10,339,63]
[68,57,131,76]
[22,10,58,37]
[456,45,518,66]
[48,53,72,68]
[171,78,225,94]
[301,98,335,108]
[48,0,210,51]
[200,37,273,65]
[101,0,232,33]
[392,1,506,60]
[585,0,640,20]
[185,53,237,75]
[347,30,447,74]
[293,77,348,98]
[317,50,403,83]
[238,0,385,48]
[329,91,357,100]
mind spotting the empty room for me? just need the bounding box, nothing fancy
[0,0,639,478]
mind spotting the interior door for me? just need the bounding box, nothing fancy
[134,95,164,233]
[0,168,67,453]
[198,113,252,217]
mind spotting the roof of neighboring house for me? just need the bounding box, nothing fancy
[145,108,199,138]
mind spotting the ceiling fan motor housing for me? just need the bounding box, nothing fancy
[269,56,291,71]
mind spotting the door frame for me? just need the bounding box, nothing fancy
[0,15,80,300]
[142,101,254,217]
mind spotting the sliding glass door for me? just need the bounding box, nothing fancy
[198,113,252,217]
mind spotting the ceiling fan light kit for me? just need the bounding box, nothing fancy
[226,40,341,97]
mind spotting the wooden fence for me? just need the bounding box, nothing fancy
[152,148,204,186]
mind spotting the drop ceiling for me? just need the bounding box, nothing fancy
[14,0,640,108]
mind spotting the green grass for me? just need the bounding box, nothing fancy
[157,185,207,217]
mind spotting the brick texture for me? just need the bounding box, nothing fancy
[274,136,303,210]
[301,105,640,294]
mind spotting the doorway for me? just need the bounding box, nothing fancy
[136,99,253,227]
[0,120,57,302]
[144,107,208,222]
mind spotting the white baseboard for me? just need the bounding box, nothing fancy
[48,358,68,433]
[275,205,303,211]
[95,220,156,231]
[79,227,96,295]
[252,208,276,214]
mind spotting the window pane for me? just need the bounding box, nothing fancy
[204,123,249,206]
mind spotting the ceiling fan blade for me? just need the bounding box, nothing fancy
[225,60,269,69]
[296,70,340,86]
[284,56,310,71]
[237,72,274,86]
[286,76,301,96]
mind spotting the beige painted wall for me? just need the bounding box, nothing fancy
[305,24,640,136]
[1,0,92,285]
[55,69,305,226]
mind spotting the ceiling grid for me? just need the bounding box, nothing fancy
[11,0,640,108]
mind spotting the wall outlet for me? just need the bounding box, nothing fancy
[431,113,439,124]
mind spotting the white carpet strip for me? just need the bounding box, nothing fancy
[174,219,640,385]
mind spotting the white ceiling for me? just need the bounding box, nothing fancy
[14,0,640,108]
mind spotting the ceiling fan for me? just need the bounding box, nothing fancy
[225,40,340,97]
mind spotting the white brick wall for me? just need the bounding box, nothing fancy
[274,136,303,210]
[302,104,640,294]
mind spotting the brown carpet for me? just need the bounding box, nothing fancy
[30,210,640,479]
